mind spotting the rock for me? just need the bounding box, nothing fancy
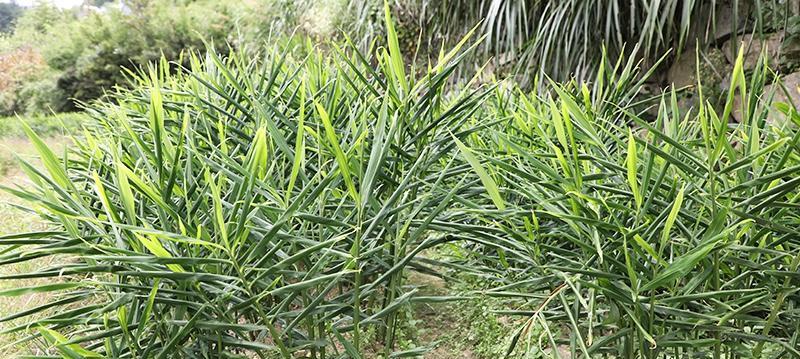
[729,72,800,125]
[677,95,698,116]
[763,72,800,125]
[783,39,800,66]
[713,0,752,42]
[682,0,751,50]
[667,48,728,90]
[722,31,784,70]
[791,0,800,15]
[667,51,697,89]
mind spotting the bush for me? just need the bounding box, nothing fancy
[0,2,23,33]
[44,1,238,110]
[0,2,70,52]
[445,51,800,357]
[0,8,485,357]
[0,1,242,114]
[18,71,68,115]
[0,46,65,116]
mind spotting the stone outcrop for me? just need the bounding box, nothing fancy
[763,72,800,125]
[730,72,800,125]
[682,0,751,50]
[667,48,727,89]
[722,31,785,70]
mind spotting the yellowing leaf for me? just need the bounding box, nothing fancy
[135,234,184,272]
[660,185,685,252]
[626,129,641,209]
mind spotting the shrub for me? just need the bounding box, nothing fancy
[0,7,485,357]
[17,71,68,115]
[446,50,800,357]
[44,1,238,110]
[0,2,23,34]
[0,46,63,116]
[0,1,243,114]
[0,2,71,52]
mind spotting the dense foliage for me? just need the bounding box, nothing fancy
[2,1,800,359]
[452,51,800,357]
[0,1,244,115]
[0,8,489,357]
[0,2,23,33]
[342,0,799,83]
[47,1,237,110]
[2,0,794,116]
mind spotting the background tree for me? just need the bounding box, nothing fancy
[0,1,23,33]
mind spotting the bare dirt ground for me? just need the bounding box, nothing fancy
[408,271,478,359]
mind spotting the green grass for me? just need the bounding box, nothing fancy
[0,113,86,138]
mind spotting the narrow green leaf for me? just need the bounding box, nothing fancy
[452,134,505,210]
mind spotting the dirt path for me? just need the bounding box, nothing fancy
[408,271,477,358]
[404,268,523,359]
